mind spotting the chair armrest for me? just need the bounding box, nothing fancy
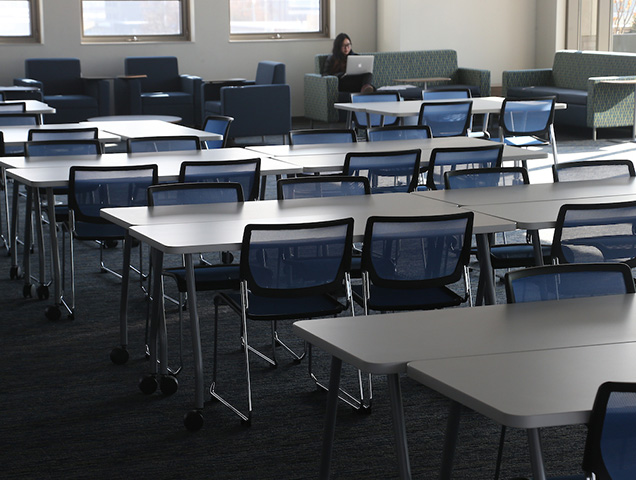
[502,69,553,96]
[587,75,636,129]
[303,73,340,123]
[82,79,111,115]
[114,77,142,115]
[180,74,203,125]
[456,67,491,97]
[14,77,43,91]
[203,79,250,102]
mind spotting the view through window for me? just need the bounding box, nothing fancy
[0,0,39,43]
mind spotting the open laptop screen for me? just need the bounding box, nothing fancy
[345,55,374,76]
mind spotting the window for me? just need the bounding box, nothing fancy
[80,0,191,43]
[229,0,329,40]
[0,0,40,44]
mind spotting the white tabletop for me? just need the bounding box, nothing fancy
[2,99,55,115]
[0,123,121,146]
[80,119,221,142]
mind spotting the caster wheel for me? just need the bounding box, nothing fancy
[240,417,252,427]
[104,239,118,249]
[110,347,129,365]
[355,405,373,415]
[45,305,61,321]
[10,265,22,280]
[221,251,234,264]
[138,374,158,395]
[184,410,204,432]
[159,375,179,396]
[292,358,302,365]
[23,283,34,298]
[36,284,49,300]
[131,238,140,248]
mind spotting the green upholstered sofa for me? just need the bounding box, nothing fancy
[502,50,636,139]
[304,49,491,124]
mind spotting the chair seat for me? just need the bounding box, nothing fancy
[44,94,99,108]
[141,91,192,106]
[503,136,548,147]
[164,264,240,292]
[73,221,127,240]
[489,243,553,269]
[204,100,222,115]
[352,284,464,311]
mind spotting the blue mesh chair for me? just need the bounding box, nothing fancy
[289,128,357,145]
[426,144,504,190]
[418,101,473,137]
[553,159,635,182]
[277,175,370,200]
[422,88,472,100]
[179,158,261,201]
[213,218,354,424]
[354,213,474,314]
[28,127,99,142]
[344,149,422,194]
[202,115,233,149]
[366,125,431,142]
[497,97,558,165]
[127,136,201,153]
[67,165,158,317]
[0,102,27,113]
[350,92,400,129]
[0,113,40,155]
[26,139,102,157]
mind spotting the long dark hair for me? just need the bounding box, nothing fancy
[331,33,351,61]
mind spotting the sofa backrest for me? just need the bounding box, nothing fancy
[255,61,286,85]
[552,50,636,90]
[314,50,459,88]
[125,56,181,92]
[25,58,83,96]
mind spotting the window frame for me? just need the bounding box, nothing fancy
[228,0,330,42]
[0,0,41,44]
[80,0,192,44]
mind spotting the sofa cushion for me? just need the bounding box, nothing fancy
[43,94,98,109]
[141,91,192,106]
[507,86,587,106]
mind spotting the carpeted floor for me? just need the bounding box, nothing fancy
[1,121,632,479]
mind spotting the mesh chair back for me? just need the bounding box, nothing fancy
[277,175,370,200]
[202,115,233,149]
[0,102,26,113]
[418,101,472,137]
[127,136,201,153]
[444,166,529,190]
[421,88,471,100]
[427,144,504,190]
[366,125,432,142]
[0,113,40,126]
[26,139,102,157]
[148,182,243,206]
[351,92,400,128]
[28,127,99,141]
[552,159,636,182]
[344,149,421,194]
[289,128,356,145]
[500,97,556,138]
[362,213,474,288]
[240,218,354,297]
[582,381,636,480]
[552,201,636,267]
[505,263,635,303]
[69,165,158,225]
[179,158,261,201]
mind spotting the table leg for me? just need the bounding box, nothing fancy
[633,85,636,142]
[148,247,165,376]
[529,229,544,266]
[118,233,132,351]
[527,428,547,480]
[476,233,496,305]
[34,188,46,290]
[1,167,10,252]
[22,187,33,288]
[388,373,412,480]
[45,187,62,309]
[319,356,343,480]
[439,400,462,480]
[184,253,205,410]
[10,182,20,277]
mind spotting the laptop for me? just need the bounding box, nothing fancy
[345,55,374,76]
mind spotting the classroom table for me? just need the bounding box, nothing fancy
[4,148,301,317]
[407,341,636,480]
[292,293,636,479]
[1,99,56,115]
[80,119,221,142]
[0,123,121,146]
[101,193,515,430]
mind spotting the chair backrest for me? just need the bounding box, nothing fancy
[179,158,261,201]
[0,113,40,126]
[289,128,357,146]
[444,166,529,190]
[0,131,5,156]
[127,136,201,153]
[362,212,474,288]
[421,88,472,100]
[504,263,635,303]
[147,182,243,206]
[350,92,400,128]
[25,139,103,157]
[0,92,4,101]
[254,61,286,85]
[240,218,354,298]
[426,144,504,190]
[551,201,636,267]
[366,125,432,142]
[202,115,233,149]
[277,175,370,200]
[344,149,422,194]
[124,56,181,92]
[552,159,636,182]
[68,165,158,224]
[499,97,556,138]
[418,101,473,137]
[0,102,26,113]
[28,127,99,141]
[582,381,636,480]
[25,58,83,95]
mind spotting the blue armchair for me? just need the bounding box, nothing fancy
[115,56,202,126]
[14,58,110,123]
[202,61,290,142]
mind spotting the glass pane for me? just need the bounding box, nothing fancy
[580,0,598,50]
[82,1,182,36]
[0,1,32,37]
[613,0,636,52]
[229,0,320,34]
